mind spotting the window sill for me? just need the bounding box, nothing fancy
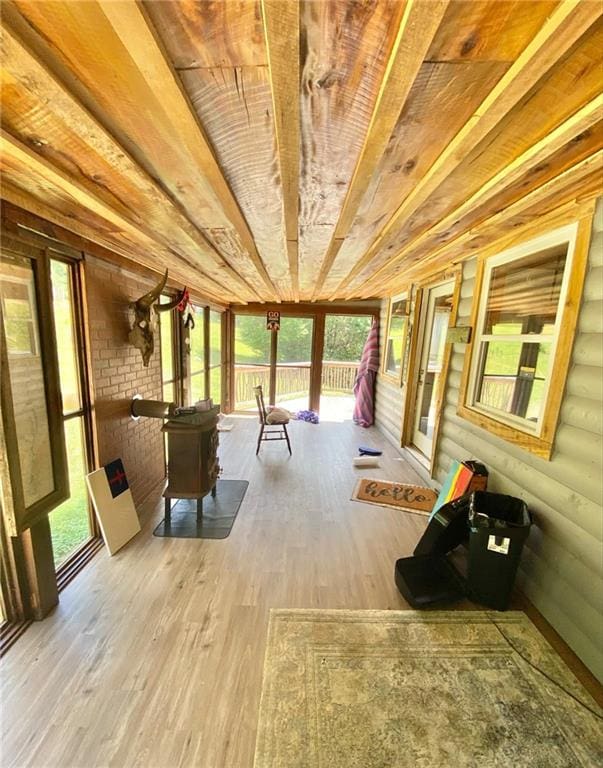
[457,403,553,460]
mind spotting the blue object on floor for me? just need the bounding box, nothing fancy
[358,446,382,456]
[297,409,319,423]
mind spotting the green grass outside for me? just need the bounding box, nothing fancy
[480,333,551,419]
[49,417,91,566]
[49,263,92,566]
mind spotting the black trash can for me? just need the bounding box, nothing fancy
[467,491,532,610]
[413,495,471,556]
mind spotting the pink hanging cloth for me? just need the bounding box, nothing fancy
[353,319,379,427]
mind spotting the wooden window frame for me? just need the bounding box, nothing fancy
[458,216,592,460]
[0,240,68,535]
[401,270,461,473]
[162,300,225,410]
[1,211,102,626]
[381,292,409,384]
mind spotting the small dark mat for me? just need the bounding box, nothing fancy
[153,479,248,540]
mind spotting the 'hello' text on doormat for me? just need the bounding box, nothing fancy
[352,478,437,516]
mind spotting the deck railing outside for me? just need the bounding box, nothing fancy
[234,361,359,410]
[479,375,515,411]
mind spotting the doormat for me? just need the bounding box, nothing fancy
[153,479,248,540]
[254,609,603,767]
[352,478,437,516]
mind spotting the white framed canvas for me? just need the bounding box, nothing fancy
[86,459,141,555]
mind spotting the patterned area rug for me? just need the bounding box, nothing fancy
[352,478,437,515]
[254,610,603,767]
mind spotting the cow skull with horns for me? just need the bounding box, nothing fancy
[128,270,185,366]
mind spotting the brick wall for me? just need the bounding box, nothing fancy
[85,255,165,506]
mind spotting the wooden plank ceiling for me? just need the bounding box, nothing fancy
[1,0,602,304]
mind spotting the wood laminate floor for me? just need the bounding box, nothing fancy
[1,417,600,767]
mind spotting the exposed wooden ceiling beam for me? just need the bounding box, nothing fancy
[93,0,281,300]
[0,20,266,303]
[350,94,603,296]
[333,0,603,297]
[261,0,300,302]
[310,0,450,300]
[360,149,603,297]
[0,181,229,306]
[0,130,246,303]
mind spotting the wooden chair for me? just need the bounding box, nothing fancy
[253,385,292,455]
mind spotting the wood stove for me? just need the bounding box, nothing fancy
[131,398,220,522]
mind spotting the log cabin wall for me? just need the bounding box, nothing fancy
[85,255,166,506]
[375,198,603,681]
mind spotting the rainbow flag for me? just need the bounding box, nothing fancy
[429,461,477,521]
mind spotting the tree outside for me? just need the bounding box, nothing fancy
[324,315,372,362]
[235,313,373,364]
[233,313,374,409]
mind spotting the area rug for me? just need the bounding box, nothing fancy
[352,478,437,516]
[254,609,603,768]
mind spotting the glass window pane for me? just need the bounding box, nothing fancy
[190,372,205,404]
[321,315,373,420]
[489,322,523,336]
[51,260,82,413]
[1,256,54,506]
[210,310,222,367]
[323,315,372,363]
[385,299,408,375]
[234,314,270,410]
[275,367,311,409]
[482,340,522,376]
[189,307,205,374]
[210,365,222,405]
[274,317,314,409]
[2,279,37,355]
[235,314,270,364]
[477,341,551,420]
[322,315,372,396]
[49,416,91,566]
[417,296,452,439]
[484,244,567,334]
[276,317,313,364]
[163,381,174,405]
[160,302,173,383]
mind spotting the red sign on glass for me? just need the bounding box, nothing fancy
[266,311,280,331]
